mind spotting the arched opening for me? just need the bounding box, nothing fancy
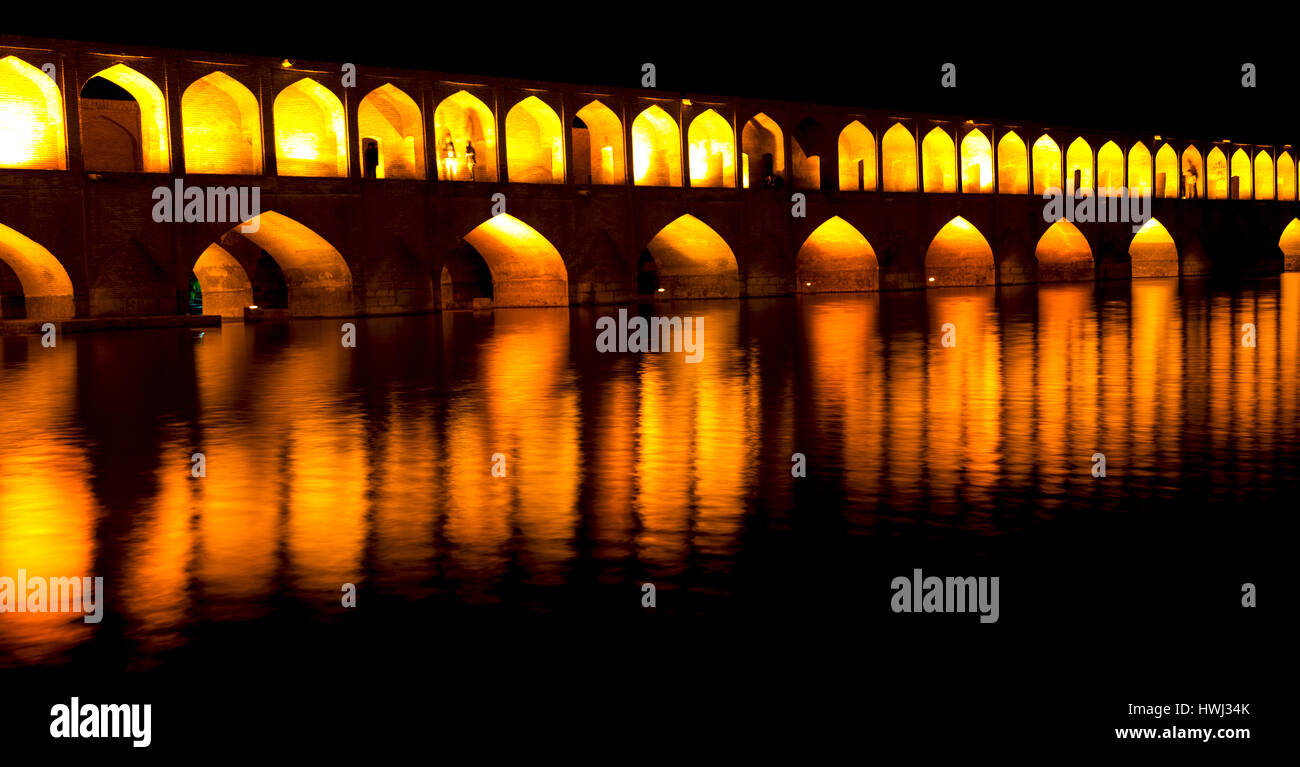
[358,84,425,180]
[1230,148,1252,199]
[1279,151,1296,201]
[182,71,262,174]
[1065,137,1092,193]
[273,78,347,177]
[837,121,876,191]
[505,96,563,184]
[1254,150,1274,200]
[1032,134,1061,194]
[1280,218,1300,271]
[921,126,956,192]
[1154,143,1179,198]
[449,214,569,307]
[641,214,739,299]
[191,243,253,318]
[960,129,992,193]
[573,100,624,185]
[80,64,170,172]
[687,109,735,188]
[1034,219,1094,282]
[1206,146,1229,199]
[924,216,994,287]
[1127,141,1151,197]
[1182,146,1205,198]
[742,113,784,189]
[0,222,75,319]
[1129,218,1179,278]
[434,90,497,182]
[796,216,878,292]
[231,211,353,316]
[1097,140,1123,195]
[631,105,680,186]
[997,131,1028,194]
[792,137,820,190]
[881,123,917,192]
[0,55,67,170]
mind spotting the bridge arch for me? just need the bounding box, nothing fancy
[182,71,262,175]
[837,121,875,191]
[632,105,681,187]
[742,113,783,188]
[1182,146,1205,198]
[1206,146,1229,199]
[796,216,878,293]
[1230,148,1252,199]
[921,127,955,192]
[1034,220,1094,282]
[191,243,253,318]
[1129,218,1179,277]
[273,78,347,177]
[1127,141,1151,196]
[434,90,497,181]
[1279,151,1296,201]
[925,216,994,286]
[639,214,739,299]
[81,63,170,172]
[1065,137,1092,192]
[573,100,624,185]
[232,211,354,315]
[0,222,75,319]
[792,117,823,190]
[1254,150,1274,200]
[443,214,569,308]
[0,55,66,170]
[881,123,916,192]
[998,131,1027,194]
[358,84,425,180]
[1154,143,1178,198]
[687,109,735,188]
[506,96,564,184]
[960,129,992,193]
[1097,140,1123,194]
[1032,134,1061,194]
[1280,219,1300,270]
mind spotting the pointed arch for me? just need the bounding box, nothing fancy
[1206,146,1229,199]
[0,222,75,319]
[796,216,878,292]
[924,216,994,286]
[1129,218,1179,278]
[506,96,564,184]
[450,214,570,307]
[273,78,346,177]
[1035,220,1094,282]
[741,113,783,188]
[641,214,739,299]
[1280,218,1300,271]
[960,129,992,193]
[997,131,1028,194]
[1254,150,1274,200]
[1182,146,1205,198]
[358,83,425,180]
[632,104,681,186]
[1127,141,1151,197]
[1097,140,1124,195]
[1230,148,1252,199]
[881,123,917,192]
[687,109,735,188]
[1278,151,1296,201]
[182,71,262,175]
[235,211,354,315]
[434,90,497,181]
[1065,137,1093,193]
[837,121,875,191]
[1154,143,1178,198]
[0,55,66,170]
[191,243,253,318]
[82,63,170,172]
[573,100,624,185]
[921,126,956,192]
[1032,134,1061,194]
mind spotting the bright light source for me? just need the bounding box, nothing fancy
[928,277,936,282]
[805,282,812,287]
[657,288,665,293]
[249,305,259,309]
[281,59,294,68]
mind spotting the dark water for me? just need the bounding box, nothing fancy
[0,276,1289,748]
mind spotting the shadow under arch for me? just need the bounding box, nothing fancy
[925,216,994,287]
[1034,220,1094,282]
[222,210,354,316]
[640,214,740,300]
[797,216,878,293]
[444,214,570,308]
[0,55,67,170]
[0,222,76,319]
[1129,218,1179,278]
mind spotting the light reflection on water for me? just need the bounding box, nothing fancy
[1,275,1297,666]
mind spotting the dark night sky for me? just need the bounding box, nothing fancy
[7,13,1299,146]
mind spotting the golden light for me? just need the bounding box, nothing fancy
[643,214,740,299]
[358,84,425,180]
[1206,146,1229,199]
[997,131,1028,194]
[960,129,992,193]
[1127,141,1152,197]
[838,120,876,191]
[574,100,624,185]
[921,126,956,192]
[796,215,878,293]
[1277,151,1296,201]
[280,59,294,68]
[182,71,263,174]
[0,55,66,170]
[192,243,253,318]
[236,210,354,316]
[631,105,681,186]
[1254,149,1274,200]
[0,221,75,319]
[461,214,569,307]
[1129,217,1179,277]
[1230,148,1252,199]
[687,109,735,188]
[434,90,496,182]
[1035,219,1094,281]
[1097,140,1123,196]
[881,122,917,192]
[85,63,171,172]
[273,78,347,177]
[924,216,994,286]
[1154,143,1179,198]
[505,95,563,183]
[1032,134,1061,194]
[742,113,784,189]
[1182,146,1205,198]
[1065,136,1093,193]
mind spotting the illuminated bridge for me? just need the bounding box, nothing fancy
[2,34,1299,321]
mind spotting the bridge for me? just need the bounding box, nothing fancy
[2,33,1299,322]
